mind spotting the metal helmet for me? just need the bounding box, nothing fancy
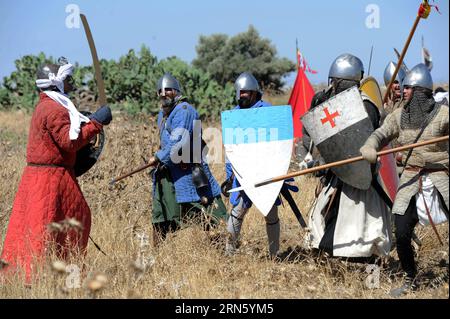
[36,57,70,80]
[328,53,364,82]
[234,72,261,101]
[157,73,181,96]
[57,56,69,66]
[383,61,407,88]
[402,63,433,91]
[36,63,59,80]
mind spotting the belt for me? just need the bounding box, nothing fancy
[404,166,448,174]
[27,163,72,169]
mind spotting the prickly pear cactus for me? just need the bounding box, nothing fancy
[73,87,96,112]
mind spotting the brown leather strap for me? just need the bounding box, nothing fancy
[405,166,448,174]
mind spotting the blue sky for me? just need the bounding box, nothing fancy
[0,0,448,86]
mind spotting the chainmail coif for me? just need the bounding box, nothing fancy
[332,79,360,96]
[401,87,436,129]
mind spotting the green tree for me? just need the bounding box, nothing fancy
[0,53,91,111]
[193,25,296,91]
[0,53,54,109]
[100,45,160,113]
[156,56,235,119]
[0,47,235,119]
[192,34,228,71]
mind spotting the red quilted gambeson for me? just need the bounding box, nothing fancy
[1,93,102,280]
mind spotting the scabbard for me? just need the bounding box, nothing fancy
[280,188,307,228]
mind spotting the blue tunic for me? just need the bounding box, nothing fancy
[154,101,221,203]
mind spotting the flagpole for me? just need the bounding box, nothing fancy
[297,40,307,109]
[421,35,425,64]
[301,71,307,112]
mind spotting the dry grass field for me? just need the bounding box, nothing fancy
[0,106,448,299]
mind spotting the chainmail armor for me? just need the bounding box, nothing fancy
[401,87,436,129]
[331,78,360,96]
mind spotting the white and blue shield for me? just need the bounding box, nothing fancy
[221,106,294,216]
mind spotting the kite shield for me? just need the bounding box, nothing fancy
[301,86,373,190]
[360,77,399,201]
[221,106,293,216]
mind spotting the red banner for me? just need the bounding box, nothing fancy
[288,64,315,138]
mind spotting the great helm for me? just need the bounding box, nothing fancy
[157,73,182,96]
[234,72,262,101]
[402,63,433,91]
[328,53,364,82]
[383,61,407,89]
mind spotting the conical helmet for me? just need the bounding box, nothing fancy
[328,53,364,82]
[234,72,261,101]
[157,73,182,96]
[402,63,433,91]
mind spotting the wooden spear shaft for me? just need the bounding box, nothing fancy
[368,45,374,76]
[383,11,422,104]
[255,135,449,188]
[110,162,156,185]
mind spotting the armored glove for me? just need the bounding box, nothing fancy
[299,151,314,170]
[360,145,378,163]
[90,105,112,125]
[299,159,319,170]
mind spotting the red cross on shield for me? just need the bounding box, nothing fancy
[320,107,340,128]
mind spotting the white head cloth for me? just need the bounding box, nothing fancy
[35,62,90,140]
[35,63,74,94]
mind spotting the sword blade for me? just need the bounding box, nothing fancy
[280,187,307,228]
[227,186,245,193]
[80,13,107,107]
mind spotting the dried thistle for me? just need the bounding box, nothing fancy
[51,260,67,274]
[86,274,108,293]
[95,274,108,285]
[58,286,70,295]
[87,280,103,292]
[131,260,146,273]
[307,285,317,293]
[64,218,84,231]
[47,222,64,233]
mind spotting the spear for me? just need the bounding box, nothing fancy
[251,136,448,189]
[383,0,434,105]
[368,45,374,76]
[110,157,158,186]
